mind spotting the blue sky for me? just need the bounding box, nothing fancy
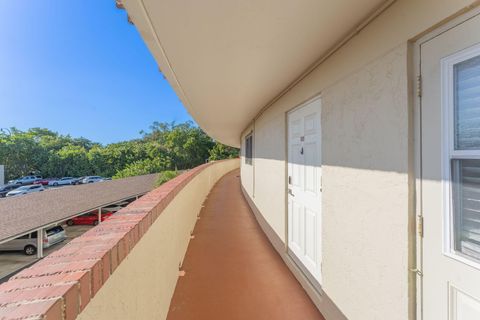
[0,1,192,144]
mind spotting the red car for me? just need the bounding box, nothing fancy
[66,211,113,226]
[33,178,58,186]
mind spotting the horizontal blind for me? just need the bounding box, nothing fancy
[453,159,480,260]
[454,55,480,150]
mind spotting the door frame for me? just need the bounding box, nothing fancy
[285,94,323,291]
[413,6,480,320]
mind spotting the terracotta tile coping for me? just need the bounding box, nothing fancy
[0,162,214,320]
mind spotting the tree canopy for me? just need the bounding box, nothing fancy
[0,121,238,181]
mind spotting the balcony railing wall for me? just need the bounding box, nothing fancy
[77,159,239,320]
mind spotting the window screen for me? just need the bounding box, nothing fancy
[450,53,480,261]
[245,134,253,165]
[452,159,480,261]
[454,55,480,150]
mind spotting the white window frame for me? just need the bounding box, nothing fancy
[442,43,480,270]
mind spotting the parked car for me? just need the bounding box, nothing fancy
[48,177,76,186]
[0,184,20,198]
[0,226,67,255]
[6,184,45,197]
[81,176,104,184]
[66,211,113,226]
[12,175,42,185]
[33,178,58,186]
[72,176,86,185]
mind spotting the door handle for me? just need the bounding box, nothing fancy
[288,189,294,197]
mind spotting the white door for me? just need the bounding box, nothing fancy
[287,97,322,284]
[421,13,480,320]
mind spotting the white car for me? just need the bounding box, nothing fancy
[12,175,42,185]
[48,177,76,186]
[6,184,45,197]
[82,176,104,184]
[0,226,67,255]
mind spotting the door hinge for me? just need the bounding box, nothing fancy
[417,215,424,238]
[410,268,423,277]
[288,176,292,184]
[416,74,422,97]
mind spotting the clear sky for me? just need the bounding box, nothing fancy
[0,1,192,144]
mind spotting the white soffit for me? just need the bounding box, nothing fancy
[123,0,387,147]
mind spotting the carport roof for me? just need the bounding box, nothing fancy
[0,174,158,243]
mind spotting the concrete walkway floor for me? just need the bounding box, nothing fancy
[167,169,325,320]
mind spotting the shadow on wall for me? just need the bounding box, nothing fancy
[243,44,414,176]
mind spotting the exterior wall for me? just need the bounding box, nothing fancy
[321,45,409,320]
[240,1,478,319]
[77,160,239,320]
[240,123,255,197]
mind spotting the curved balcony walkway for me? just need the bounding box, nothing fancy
[167,169,324,320]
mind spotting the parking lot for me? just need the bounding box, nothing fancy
[0,183,92,200]
[0,174,156,282]
[0,223,92,281]
[0,197,138,282]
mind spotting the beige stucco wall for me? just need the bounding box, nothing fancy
[240,123,255,198]
[321,44,409,320]
[240,1,478,320]
[77,159,239,320]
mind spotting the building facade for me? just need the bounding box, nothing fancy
[120,1,480,319]
[2,1,479,319]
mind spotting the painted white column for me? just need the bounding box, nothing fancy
[98,208,102,225]
[37,228,44,258]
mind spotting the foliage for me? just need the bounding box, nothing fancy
[208,142,239,161]
[142,121,215,169]
[0,122,238,181]
[154,170,179,187]
[113,158,171,179]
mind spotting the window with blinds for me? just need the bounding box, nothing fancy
[454,55,480,150]
[452,159,480,261]
[451,54,480,262]
[245,134,253,165]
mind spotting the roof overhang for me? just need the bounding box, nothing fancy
[122,0,390,147]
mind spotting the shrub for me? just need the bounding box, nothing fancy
[154,170,178,187]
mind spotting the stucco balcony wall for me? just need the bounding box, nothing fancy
[76,159,239,320]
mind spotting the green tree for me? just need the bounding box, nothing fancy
[55,145,91,177]
[208,142,239,161]
[113,157,172,179]
[0,128,49,180]
[0,121,238,182]
[143,121,214,169]
[154,170,178,187]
